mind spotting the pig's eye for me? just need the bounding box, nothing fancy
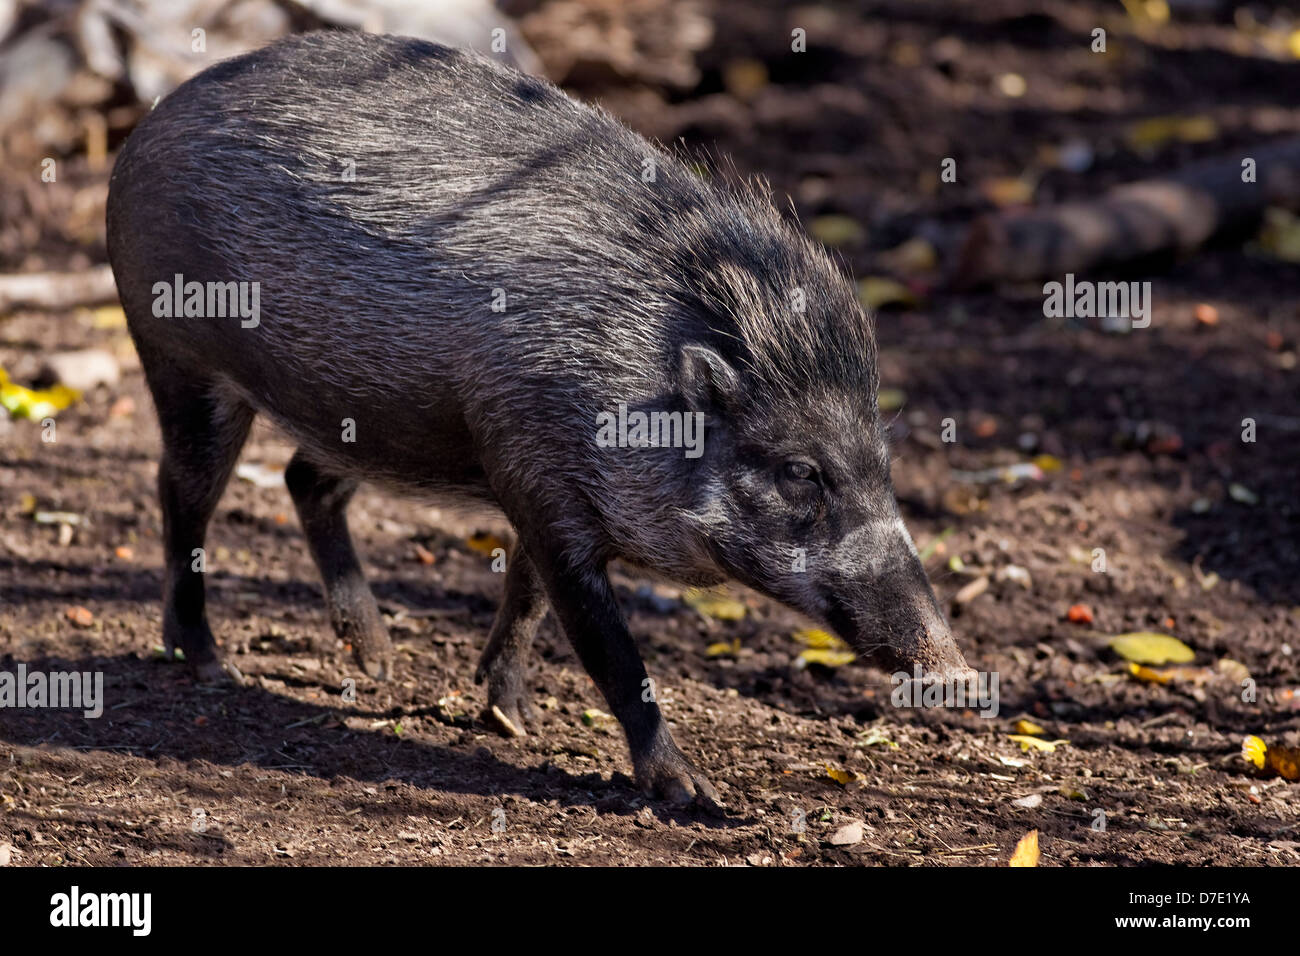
[782,460,818,484]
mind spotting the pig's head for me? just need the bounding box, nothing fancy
[673,280,970,681]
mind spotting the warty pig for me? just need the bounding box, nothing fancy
[106,31,971,807]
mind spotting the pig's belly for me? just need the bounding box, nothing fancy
[216,360,493,500]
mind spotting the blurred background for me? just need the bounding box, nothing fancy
[0,0,1298,865]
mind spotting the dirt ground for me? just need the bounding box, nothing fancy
[1,0,1298,866]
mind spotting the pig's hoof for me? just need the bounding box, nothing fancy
[487,704,527,738]
[636,751,725,813]
[191,657,240,686]
[483,690,534,738]
[353,647,392,681]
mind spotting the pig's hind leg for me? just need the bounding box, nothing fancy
[474,543,548,737]
[143,361,254,682]
[284,452,394,680]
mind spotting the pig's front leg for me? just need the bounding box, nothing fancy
[475,542,548,737]
[529,548,723,811]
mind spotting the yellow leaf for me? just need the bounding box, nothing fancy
[1014,719,1046,737]
[1109,632,1195,665]
[809,215,865,247]
[1009,829,1039,867]
[877,388,907,411]
[722,58,769,100]
[1255,207,1300,263]
[1289,30,1300,59]
[1127,661,1172,684]
[793,628,849,650]
[0,368,79,420]
[877,237,938,275]
[797,647,857,668]
[1266,746,1300,781]
[826,764,860,786]
[1121,0,1169,23]
[89,305,127,329]
[1008,735,1069,753]
[465,532,507,555]
[979,176,1035,207]
[706,638,740,658]
[1242,735,1300,780]
[581,708,613,727]
[857,277,918,311]
[857,729,898,749]
[1032,454,1063,473]
[1242,735,1267,770]
[1126,115,1217,151]
[1217,658,1250,683]
[683,587,747,621]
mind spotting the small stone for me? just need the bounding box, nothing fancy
[829,821,864,846]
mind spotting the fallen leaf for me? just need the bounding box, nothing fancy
[1121,0,1170,23]
[1242,735,1267,770]
[1242,735,1300,780]
[1109,632,1195,665]
[979,176,1035,206]
[89,305,127,329]
[683,587,747,621]
[1126,115,1217,151]
[826,764,860,786]
[1217,658,1250,683]
[794,628,849,650]
[1127,662,1172,685]
[466,532,507,555]
[1013,794,1043,809]
[856,729,899,749]
[0,368,79,420]
[705,638,740,658]
[722,58,768,100]
[797,647,857,668]
[1008,735,1069,753]
[877,388,906,411]
[857,276,918,311]
[1009,829,1039,867]
[581,708,613,727]
[1014,719,1046,737]
[877,237,938,275]
[809,215,865,247]
[1255,207,1300,263]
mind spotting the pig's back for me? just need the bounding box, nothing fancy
[112,32,716,403]
[108,31,819,493]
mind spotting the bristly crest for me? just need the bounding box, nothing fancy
[659,172,880,413]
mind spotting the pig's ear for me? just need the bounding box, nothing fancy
[680,344,741,412]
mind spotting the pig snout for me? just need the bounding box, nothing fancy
[823,532,971,680]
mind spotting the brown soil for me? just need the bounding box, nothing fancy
[1,0,1298,866]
